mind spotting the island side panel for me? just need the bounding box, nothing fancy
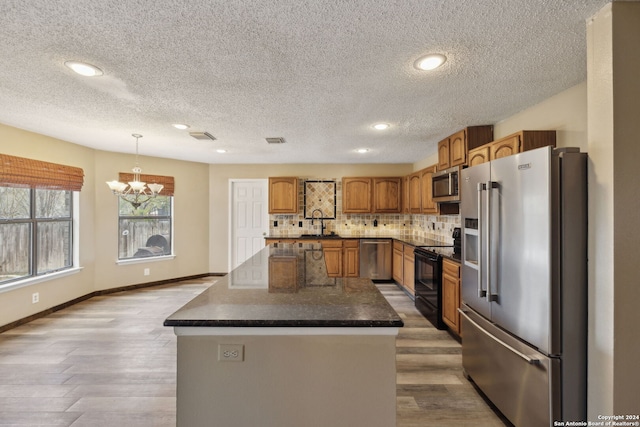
[176,333,397,427]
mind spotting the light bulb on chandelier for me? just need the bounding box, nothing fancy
[106,134,164,209]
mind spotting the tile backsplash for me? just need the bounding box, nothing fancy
[269,178,460,244]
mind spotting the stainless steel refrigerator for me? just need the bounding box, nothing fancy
[460,146,587,427]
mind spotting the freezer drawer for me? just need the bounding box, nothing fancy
[460,307,560,427]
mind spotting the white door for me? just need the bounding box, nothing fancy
[230,179,269,271]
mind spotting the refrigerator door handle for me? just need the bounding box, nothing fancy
[458,309,541,365]
[486,181,499,302]
[476,182,487,298]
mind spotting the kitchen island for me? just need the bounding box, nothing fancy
[164,242,403,427]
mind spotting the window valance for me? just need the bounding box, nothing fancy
[0,153,84,191]
[118,172,175,197]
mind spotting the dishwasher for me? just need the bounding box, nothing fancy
[359,239,392,281]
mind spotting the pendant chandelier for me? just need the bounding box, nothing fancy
[106,134,163,209]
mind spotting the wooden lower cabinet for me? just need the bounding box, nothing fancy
[343,239,360,278]
[268,256,298,292]
[402,245,415,295]
[265,238,348,277]
[441,258,461,336]
[322,247,343,277]
[392,241,415,296]
[392,241,404,284]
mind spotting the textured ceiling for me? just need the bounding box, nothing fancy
[0,0,621,164]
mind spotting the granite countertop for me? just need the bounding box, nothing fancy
[265,233,447,247]
[164,243,404,328]
[264,234,460,261]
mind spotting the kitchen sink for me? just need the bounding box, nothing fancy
[298,234,341,239]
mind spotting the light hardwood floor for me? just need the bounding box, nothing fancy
[0,278,509,426]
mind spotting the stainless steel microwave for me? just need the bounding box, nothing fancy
[432,165,460,202]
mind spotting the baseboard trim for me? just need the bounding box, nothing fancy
[0,273,226,334]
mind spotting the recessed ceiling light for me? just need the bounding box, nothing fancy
[216,149,227,153]
[356,148,369,154]
[172,124,190,130]
[414,54,447,71]
[372,123,390,130]
[64,61,103,77]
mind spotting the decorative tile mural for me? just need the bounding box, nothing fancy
[304,180,336,219]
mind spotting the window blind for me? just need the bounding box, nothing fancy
[0,153,84,191]
[118,172,175,196]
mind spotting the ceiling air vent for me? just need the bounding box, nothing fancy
[189,131,217,141]
[265,137,286,144]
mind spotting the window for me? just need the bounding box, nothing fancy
[0,187,73,285]
[118,196,172,260]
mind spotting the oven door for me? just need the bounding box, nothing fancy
[414,249,445,329]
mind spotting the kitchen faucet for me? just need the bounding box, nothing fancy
[311,209,325,236]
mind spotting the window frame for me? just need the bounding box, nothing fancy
[115,195,175,263]
[0,188,80,292]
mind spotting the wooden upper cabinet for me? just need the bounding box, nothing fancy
[494,130,556,159]
[372,177,402,213]
[342,177,372,213]
[437,138,451,170]
[420,165,438,214]
[402,175,410,214]
[269,177,298,214]
[408,172,422,213]
[491,134,520,159]
[469,130,556,166]
[468,146,490,166]
[437,125,494,170]
[448,130,467,167]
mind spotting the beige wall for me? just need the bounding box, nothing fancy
[93,150,210,291]
[413,152,438,171]
[208,164,412,272]
[0,125,96,326]
[494,81,588,151]
[0,124,210,326]
[587,2,640,415]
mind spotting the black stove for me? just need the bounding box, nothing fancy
[413,228,460,329]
